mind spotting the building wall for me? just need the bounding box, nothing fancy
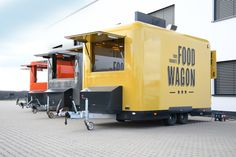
[46,0,236,112]
[151,0,236,112]
[149,0,236,61]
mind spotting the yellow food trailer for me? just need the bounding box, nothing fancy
[66,19,216,127]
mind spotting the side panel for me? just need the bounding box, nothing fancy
[142,26,211,111]
[142,27,161,110]
[30,82,47,91]
[47,54,82,105]
[46,88,73,109]
[30,65,47,91]
[82,22,211,113]
[80,86,122,113]
[82,24,144,111]
[28,92,47,105]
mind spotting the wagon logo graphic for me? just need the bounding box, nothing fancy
[168,46,196,94]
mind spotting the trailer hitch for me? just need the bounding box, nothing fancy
[64,112,70,125]
[64,99,79,125]
[64,96,94,130]
[83,97,94,130]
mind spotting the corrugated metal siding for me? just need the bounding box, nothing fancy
[234,0,236,14]
[215,0,235,20]
[215,61,236,95]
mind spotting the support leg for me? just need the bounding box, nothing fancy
[84,98,94,130]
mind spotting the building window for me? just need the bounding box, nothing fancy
[214,0,236,21]
[92,38,124,72]
[215,61,236,95]
[149,5,175,26]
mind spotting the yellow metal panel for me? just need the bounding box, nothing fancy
[82,23,144,111]
[82,22,212,112]
[140,24,211,111]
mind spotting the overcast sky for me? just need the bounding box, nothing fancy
[0,0,168,91]
[0,0,91,67]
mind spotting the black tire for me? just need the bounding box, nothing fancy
[165,113,177,126]
[47,112,55,119]
[84,121,94,130]
[20,103,24,109]
[32,108,38,114]
[177,113,188,124]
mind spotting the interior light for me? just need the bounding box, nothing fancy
[108,35,118,39]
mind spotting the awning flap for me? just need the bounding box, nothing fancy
[35,45,83,58]
[65,31,125,43]
[45,88,72,93]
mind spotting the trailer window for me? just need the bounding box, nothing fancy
[92,38,124,72]
[36,68,48,83]
[214,61,236,95]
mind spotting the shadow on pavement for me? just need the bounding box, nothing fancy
[94,118,211,129]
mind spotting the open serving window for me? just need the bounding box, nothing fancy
[21,61,48,91]
[66,31,125,72]
[35,49,82,79]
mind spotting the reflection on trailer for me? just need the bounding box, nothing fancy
[94,55,124,71]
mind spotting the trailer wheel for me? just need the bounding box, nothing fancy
[20,103,24,109]
[16,98,19,105]
[177,113,188,124]
[32,107,38,114]
[165,113,177,126]
[84,120,94,130]
[47,112,55,119]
